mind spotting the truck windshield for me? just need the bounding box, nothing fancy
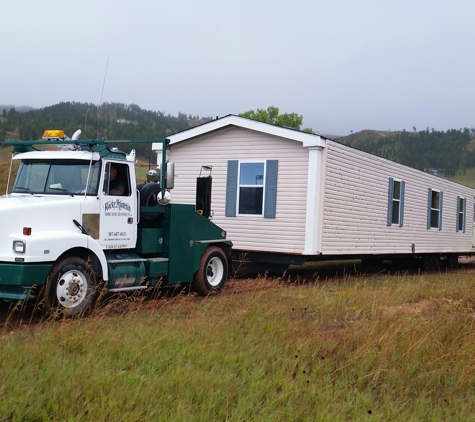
[12,159,101,195]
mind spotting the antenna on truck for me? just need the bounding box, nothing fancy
[97,54,110,139]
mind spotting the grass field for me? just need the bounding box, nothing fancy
[2,271,475,421]
[444,168,475,189]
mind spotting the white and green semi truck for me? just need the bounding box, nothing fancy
[0,130,232,315]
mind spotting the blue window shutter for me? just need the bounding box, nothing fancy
[439,191,443,230]
[427,188,432,229]
[387,178,394,226]
[225,160,238,217]
[456,196,460,232]
[400,181,405,227]
[264,160,278,218]
[463,198,466,233]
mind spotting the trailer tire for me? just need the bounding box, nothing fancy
[44,257,97,317]
[422,254,440,271]
[193,246,228,295]
[447,254,459,269]
[139,182,163,220]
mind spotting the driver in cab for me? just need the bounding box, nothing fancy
[109,166,125,196]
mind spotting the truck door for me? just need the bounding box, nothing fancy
[99,161,137,250]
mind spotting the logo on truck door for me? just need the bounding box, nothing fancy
[104,199,132,216]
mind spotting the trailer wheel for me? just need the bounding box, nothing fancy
[422,254,440,271]
[45,257,96,317]
[139,182,162,220]
[447,254,459,269]
[193,246,228,295]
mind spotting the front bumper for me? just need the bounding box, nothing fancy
[0,262,52,300]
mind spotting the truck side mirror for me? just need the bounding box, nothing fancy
[166,162,175,189]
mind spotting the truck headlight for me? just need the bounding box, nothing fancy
[13,241,26,254]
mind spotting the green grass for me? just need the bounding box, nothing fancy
[2,272,475,421]
[135,160,154,183]
[444,168,475,189]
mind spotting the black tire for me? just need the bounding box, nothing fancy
[361,258,384,271]
[422,254,440,271]
[45,257,96,317]
[136,183,145,191]
[193,246,228,295]
[447,254,459,269]
[139,182,163,220]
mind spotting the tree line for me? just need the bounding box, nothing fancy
[0,102,211,159]
[341,128,475,175]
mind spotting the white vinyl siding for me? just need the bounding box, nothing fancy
[167,126,309,254]
[321,141,474,255]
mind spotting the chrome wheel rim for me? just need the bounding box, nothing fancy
[56,270,88,309]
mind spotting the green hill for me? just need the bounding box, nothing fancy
[1,102,211,159]
[337,128,475,176]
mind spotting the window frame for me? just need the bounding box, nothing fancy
[427,188,443,230]
[225,159,278,219]
[102,161,131,197]
[387,177,405,227]
[236,160,266,217]
[456,196,466,233]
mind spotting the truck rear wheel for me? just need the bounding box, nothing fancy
[45,257,96,317]
[193,246,228,295]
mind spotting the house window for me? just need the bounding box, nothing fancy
[427,188,443,230]
[387,178,405,227]
[238,162,265,215]
[225,160,278,218]
[456,196,466,233]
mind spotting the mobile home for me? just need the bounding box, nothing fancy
[152,115,475,270]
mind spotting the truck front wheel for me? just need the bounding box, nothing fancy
[193,246,228,295]
[45,257,97,317]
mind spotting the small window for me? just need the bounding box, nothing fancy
[387,178,405,227]
[238,162,265,215]
[456,196,466,233]
[103,162,130,196]
[427,188,443,230]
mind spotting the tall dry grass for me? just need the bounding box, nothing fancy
[1,271,475,421]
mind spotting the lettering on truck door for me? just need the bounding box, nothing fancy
[100,162,137,249]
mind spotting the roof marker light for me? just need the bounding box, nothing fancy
[42,130,66,140]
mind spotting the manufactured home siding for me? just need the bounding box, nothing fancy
[321,141,474,254]
[168,126,310,253]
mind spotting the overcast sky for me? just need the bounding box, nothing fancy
[2,0,474,136]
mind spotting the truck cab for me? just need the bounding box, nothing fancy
[0,135,232,316]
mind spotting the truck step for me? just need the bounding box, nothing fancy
[108,285,148,293]
[107,258,147,264]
